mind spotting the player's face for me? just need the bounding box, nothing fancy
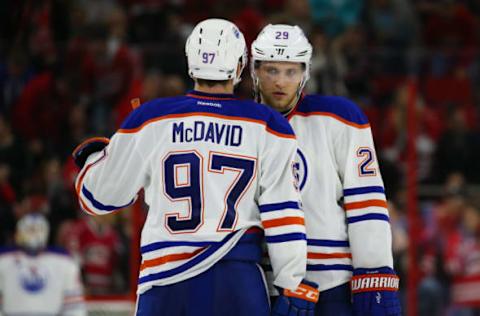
[256,61,303,112]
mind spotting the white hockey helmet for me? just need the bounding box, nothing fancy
[16,213,49,251]
[185,18,247,85]
[251,24,312,95]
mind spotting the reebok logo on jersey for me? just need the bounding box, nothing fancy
[197,101,222,108]
[351,274,399,293]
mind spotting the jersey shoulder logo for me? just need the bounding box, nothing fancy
[293,148,308,191]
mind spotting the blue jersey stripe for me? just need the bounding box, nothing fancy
[343,186,385,196]
[265,233,306,243]
[140,230,262,254]
[138,231,238,284]
[259,201,300,213]
[307,264,353,271]
[347,213,390,224]
[119,92,295,138]
[82,186,134,212]
[307,239,350,247]
[296,95,369,126]
[141,241,215,254]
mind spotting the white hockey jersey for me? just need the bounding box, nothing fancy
[75,90,306,294]
[0,247,85,316]
[285,94,394,292]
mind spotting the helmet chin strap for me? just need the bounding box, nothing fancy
[282,94,300,117]
[281,79,305,117]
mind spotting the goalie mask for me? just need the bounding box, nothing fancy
[16,213,49,252]
[185,18,247,85]
[251,24,312,98]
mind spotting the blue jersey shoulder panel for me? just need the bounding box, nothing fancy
[119,92,295,137]
[45,246,71,257]
[0,246,19,256]
[296,95,369,126]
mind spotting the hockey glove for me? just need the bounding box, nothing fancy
[351,267,401,316]
[72,137,110,168]
[272,280,319,316]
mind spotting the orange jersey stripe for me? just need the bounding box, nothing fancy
[307,252,352,259]
[262,216,305,229]
[266,126,296,139]
[185,93,236,101]
[117,112,296,139]
[292,111,370,129]
[75,151,108,216]
[63,296,84,303]
[344,199,388,211]
[72,137,109,157]
[140,248,204,271]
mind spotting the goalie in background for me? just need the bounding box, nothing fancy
[0,213,86,316]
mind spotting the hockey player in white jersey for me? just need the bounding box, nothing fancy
[251,24,401,316]
[72,19,318,316]
[0,214,86,316]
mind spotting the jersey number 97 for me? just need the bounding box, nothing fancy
[163,151,256,234]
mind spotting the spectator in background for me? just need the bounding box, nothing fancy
[0,163,16,245]
[417,174,468,316]
[445,204,480,314]
[269,0,312,34]
[80,24,134,134]
[57,214,125,295]
[0,50,34,116]
[114,70,164,128]
[330,25,371,97]
[72,0,119,27]
[0,115,27,190]
[309,0,363,38]
[162,74,186,97]
[368,0,418,48]
[12,65,73,150]
[232,0,266,46]
[42,157,78,243]
[433,107,480,184]
[367,0,419,74]
[305,26,332,94]
[379,84,441,182]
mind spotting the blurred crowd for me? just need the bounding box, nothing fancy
[0,0,480,313]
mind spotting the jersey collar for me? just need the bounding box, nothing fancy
[286,93,305,120]
[186,90,238,101]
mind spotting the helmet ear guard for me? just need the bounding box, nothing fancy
[250,24,313,98]
[185,18,247,85]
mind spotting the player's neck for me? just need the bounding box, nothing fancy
[194,83,235,95]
